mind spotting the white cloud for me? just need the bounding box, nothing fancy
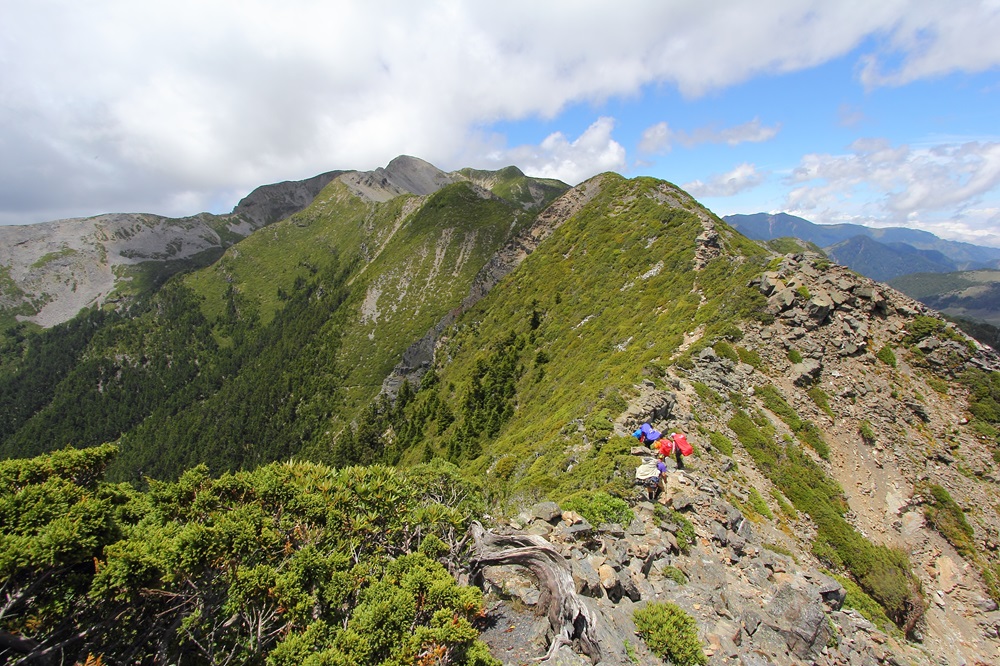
[639,122,673,155]
[494,117,626,185]
[785,138,1000,241]
[2,1,1000,223]
[684,163,767,197]
[858,2,1000,87]
[638,118,780,155]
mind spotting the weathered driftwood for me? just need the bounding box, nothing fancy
[469,522,601,663]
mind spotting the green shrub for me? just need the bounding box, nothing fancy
[736,346,763,369]
[960,369,1000,445]
[692,382,722,406]
[876,345,897,368]
[713,340,739,363]
[755,384,830,459]
[763,542,797,561]
[859,420,876,445]
[808,386,835,419]
[748,488,774,520]
[560,491,634,527]
[769,489,797,519]
[926,376,949,395]
[657,507,696,554]
[708,431,733,456]
[661,565,688,585]
[633,602,707,666]
[903,315,975,350]
[797,420,830,460]
[831,573,896,634]
[787,349,803,364]
[924,484,975,556]
[728,408,923,634]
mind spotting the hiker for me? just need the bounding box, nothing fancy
[632,422,661,447]
[658,432,693,470]
[635,457,668,501]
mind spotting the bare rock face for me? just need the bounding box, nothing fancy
[0,171,347,328]
[230,170,344,226]
[381,155,458,195]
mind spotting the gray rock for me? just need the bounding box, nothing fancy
[599,523,626,537]
[808,571,847,610]
[768,287,797,312]
[671,493,696,511]
[806,291,835,322]
[617,569,642,602]
[526,521,553,536]
[570,557,603,598]
[531,501,562,523]
[763,583,831,660]
[626,517,647,536]
[791,358,822,386]
[712,522,729,546]
[741,608,763,636]
[727,530,747,554]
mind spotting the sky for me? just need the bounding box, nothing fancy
[3,1,1000,248]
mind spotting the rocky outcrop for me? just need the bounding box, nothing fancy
[474,477,921,666]
[231,170,344,226]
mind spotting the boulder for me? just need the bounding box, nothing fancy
[570,557,603,598]
[791,358,822,386]
[531,501,562,523]
[763,583,831,660]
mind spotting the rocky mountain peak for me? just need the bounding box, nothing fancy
[381,154,457,195]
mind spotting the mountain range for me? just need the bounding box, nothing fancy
[724,212,1000,282]
[2,159,1000,665]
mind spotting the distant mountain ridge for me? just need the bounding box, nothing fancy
[0,156,566,331]
[724,212,1000,280]
[889,269,1000,328]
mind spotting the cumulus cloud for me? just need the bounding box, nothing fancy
[638,118,780,155]
[1,1,999,223]
[493,117,626,185]
[683,163,767,197]
[639,122,673,155]
[785,138,1000,242]
[858,2,1000,87]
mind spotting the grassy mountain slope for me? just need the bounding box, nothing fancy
[4,166,1000,663]
[388,175,771,490]
[0,172,344,333]
[0,169,569,482]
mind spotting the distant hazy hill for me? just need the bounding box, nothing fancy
[0,157,566,333]
[724,212,1000,280]
[890,269,1000,327]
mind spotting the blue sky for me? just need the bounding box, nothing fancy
[3,1,1000,247]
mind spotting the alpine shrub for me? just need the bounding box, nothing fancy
[633,602,707,666]
[560,491,633,527]
[876,345,897,368]
[708,431,733,456]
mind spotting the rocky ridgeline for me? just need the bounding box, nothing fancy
[471,253,1000,665]
[475,475,914,666]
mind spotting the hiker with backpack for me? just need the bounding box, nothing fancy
[634,457,668,501]
[632,422,661,448]
[656,432,693,470]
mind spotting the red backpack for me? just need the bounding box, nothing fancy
[672,433,693,456]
